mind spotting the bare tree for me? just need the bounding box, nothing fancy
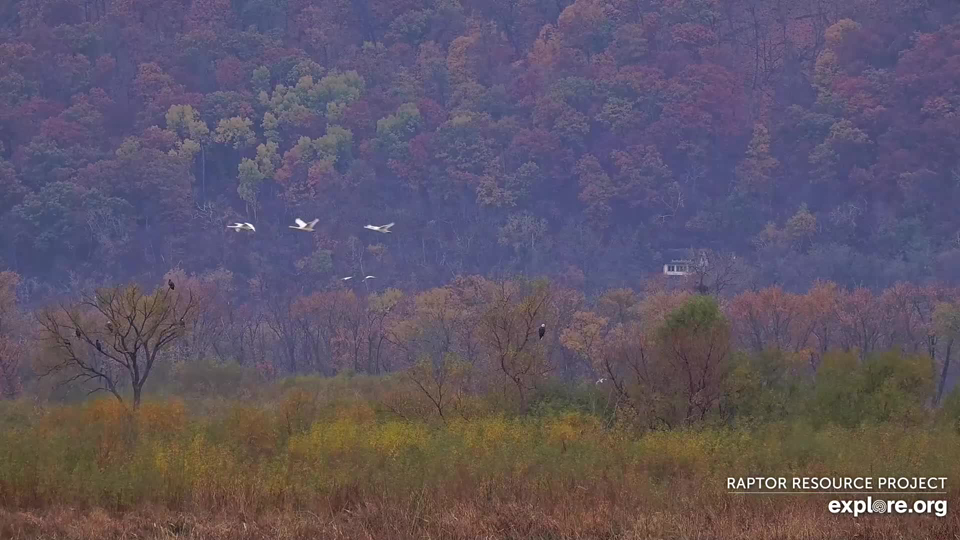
[479,279,552,411]
[405,353,470,421]
[163,267,234,361]
[0,271,24,398]
[254,275,301,374]
[597,324,663,428]
[689,249,750,297]
[0,335,23,398]
[365,289,403,374]
[933,301,960,404]
[37,282,199,409]
[291,291,348,375]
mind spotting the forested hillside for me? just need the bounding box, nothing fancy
[1,0,959,299]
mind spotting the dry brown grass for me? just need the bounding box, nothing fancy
[2,494,959,539]
[4,392,960,539]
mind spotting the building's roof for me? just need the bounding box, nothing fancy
[662,248,705,261]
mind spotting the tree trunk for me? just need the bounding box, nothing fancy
[201,144,207,200]
[287,342,296,374]
[937,338,953,405]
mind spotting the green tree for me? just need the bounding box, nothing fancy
[727,349,809,424]
[375,102,422,159]
[809,350,862,427]
[165,104,212,197]
[214,116,257,149]
[785,204,817,252]
[860,349,933,424]
[237,158,265,219]
[735,123,779,196]
[656,295,733,425]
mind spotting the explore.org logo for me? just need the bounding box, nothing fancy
[828,497,947,517]
[727,477,949,518]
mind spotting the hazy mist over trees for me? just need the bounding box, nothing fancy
[4,2,960,537]
[0,0,958,397]
[0,0,958,300]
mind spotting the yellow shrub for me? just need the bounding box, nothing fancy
[335,401,377,424]
[225,405,276,456]
[182,432,241,506]
[291,417,364,462]
[153,441,172,476]
[80,398,134,468]
[372,421,429,459]
[137,398,187,436]
[83,397,131,425]
[637,430,712,480]
[545,412,603,449]
[277,387,319,435]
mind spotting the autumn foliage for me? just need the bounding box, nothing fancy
[0,0,959,295]
[4,273,960,418]
[3,0,960,535]
[2,273,960,537]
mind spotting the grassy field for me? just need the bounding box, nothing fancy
[1,373,959,539]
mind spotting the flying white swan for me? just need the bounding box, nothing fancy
[289,218,319,232]
[363,275,375,280]
[363,222,394,234]
[342,276,353,281]
[227,222,255,232]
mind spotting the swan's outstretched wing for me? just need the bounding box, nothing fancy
[307,218,319,228]
[294,218,306,228]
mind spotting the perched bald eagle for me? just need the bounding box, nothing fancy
[538,323,545,340]
[168,279,175,290]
